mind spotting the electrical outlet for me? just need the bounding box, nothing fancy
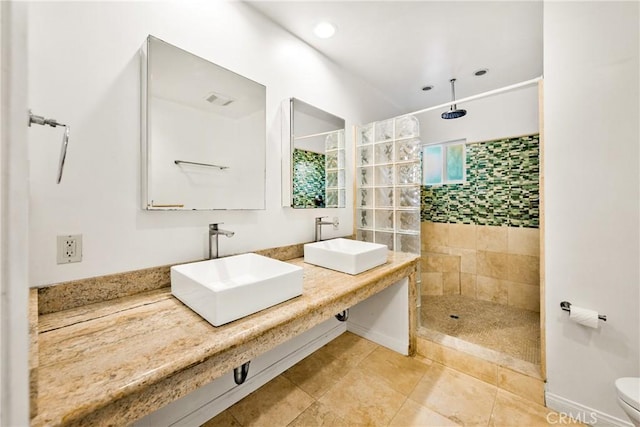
[57,234,82,264]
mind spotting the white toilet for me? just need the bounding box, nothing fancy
[616,377,640,426]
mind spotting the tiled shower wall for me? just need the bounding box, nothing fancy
[421,134,539,227]
[292,149,325,208]
[420,134,540,311]
[421,222,540,312]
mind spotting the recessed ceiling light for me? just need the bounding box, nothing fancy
[474,68,489,77]
[314,22,336,39]
[421,85,434,91]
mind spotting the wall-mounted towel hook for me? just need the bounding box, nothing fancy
[28,110,70,184]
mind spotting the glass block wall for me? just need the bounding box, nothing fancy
[325,130,346,208]
[355,116,421,254]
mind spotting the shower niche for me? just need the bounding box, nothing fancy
[140,35,267,210]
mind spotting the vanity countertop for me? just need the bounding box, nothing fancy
[32,252,419,427]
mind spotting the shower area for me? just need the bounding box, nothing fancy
[356,82,542,370]
[419,132,541,365]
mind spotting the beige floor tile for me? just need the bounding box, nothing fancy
[229,375,314,427]
[359,346,430,395]
[287,401,349,427]
[390,398,461,426]
[319,332,378,368]
[411,352,434,368]
[318,368,407,426]
[428,341,498,385]
[282,348,351,399]
[409,363,497,425]
[490,389,558,426]
[201,409,242,427]
[497,367,545,405]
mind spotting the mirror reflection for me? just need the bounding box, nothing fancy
[141,35,266,210]
[289,98,346,208]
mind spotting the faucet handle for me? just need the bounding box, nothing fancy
[209,223,223,230]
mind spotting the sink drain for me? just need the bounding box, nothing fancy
[450,314,459,319]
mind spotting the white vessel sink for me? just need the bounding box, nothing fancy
[304,238,388,275]
[171,253,303,326]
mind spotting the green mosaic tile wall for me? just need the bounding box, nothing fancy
[421,134,539,228]
[293,148,326,208]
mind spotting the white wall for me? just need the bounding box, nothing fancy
[544,2,639,423]
[416,84,539,145]
[26,1,400,286]
[1,2,30,425]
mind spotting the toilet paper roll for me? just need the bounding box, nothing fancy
[569,306,600,329]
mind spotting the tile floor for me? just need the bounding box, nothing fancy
[202,332,573,427]
[421,295,540,364]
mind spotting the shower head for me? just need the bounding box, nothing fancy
[441,78,467,120]
[441,108,467,119]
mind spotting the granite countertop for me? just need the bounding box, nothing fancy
[33,252,419,426]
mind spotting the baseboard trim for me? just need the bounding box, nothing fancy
[545,392,633,427]
[347,321,408,355]
[170,323,346,427]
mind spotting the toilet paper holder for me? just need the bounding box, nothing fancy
[560,301,607,321]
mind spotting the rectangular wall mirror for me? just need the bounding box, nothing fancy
[141,35,266,210]
[282,98,346,208]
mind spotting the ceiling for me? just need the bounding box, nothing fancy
[245,1,543,114]
[149,36,265,119]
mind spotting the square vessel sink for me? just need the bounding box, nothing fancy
[171,253,303,326]
[304,238,388,275]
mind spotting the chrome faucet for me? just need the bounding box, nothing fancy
[209,223,234,259]
[315,217,339,242]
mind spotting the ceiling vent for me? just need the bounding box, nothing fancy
[205,92,235,106]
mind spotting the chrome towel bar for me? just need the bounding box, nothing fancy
[28,110,70,184]
[174,160,229,170]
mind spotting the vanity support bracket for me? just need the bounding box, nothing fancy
[233,361,251,385]
[335,309,349,322]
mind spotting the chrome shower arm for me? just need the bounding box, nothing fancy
[449,78,458,110]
